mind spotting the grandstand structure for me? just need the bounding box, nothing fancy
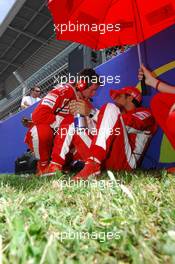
[0,0,104,120]
[0,0,129,120]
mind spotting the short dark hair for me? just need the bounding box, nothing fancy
[78,68,100,84]
[30,86,40,92]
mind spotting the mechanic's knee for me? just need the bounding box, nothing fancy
[105,103,121,115]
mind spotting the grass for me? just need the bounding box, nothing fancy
[0,170,175,263]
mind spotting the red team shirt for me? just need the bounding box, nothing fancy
[24,84,77,163]
[32,84,77,125]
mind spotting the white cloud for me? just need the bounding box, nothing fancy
[0,0,16,24]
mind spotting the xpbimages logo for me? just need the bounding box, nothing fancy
[54,21,121,35]
[53,127,121,137]
[56,231,121,243]
[53,73,121,87]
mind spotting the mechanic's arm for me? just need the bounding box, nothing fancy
[123,110,156,131]
[31,105,56,124]
[138,64,175,94]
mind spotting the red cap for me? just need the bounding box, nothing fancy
[110,86,142,104]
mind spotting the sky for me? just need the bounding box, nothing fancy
[0,0,16,24]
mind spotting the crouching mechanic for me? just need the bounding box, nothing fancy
[24,68,100,175]
[43,87,157,179]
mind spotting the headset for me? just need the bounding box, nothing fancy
[76,78,93,92]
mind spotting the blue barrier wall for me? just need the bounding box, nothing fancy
[0,24,175,173]
[0,103,38,173]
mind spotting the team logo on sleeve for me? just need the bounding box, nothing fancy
[41,99,55,108]
[133,111,151,120]
[41,92,59,108]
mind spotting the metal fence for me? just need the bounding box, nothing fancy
[0,43,79,120]
[0,43,131,120]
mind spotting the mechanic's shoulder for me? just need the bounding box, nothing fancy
[53,83,74,94]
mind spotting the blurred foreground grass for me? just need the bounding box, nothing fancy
[0,170,175,264]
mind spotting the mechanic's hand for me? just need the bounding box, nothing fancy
[138,64,157,88]
[21,117,33,128]
[69,99,92,116]
[169,103,175,114]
